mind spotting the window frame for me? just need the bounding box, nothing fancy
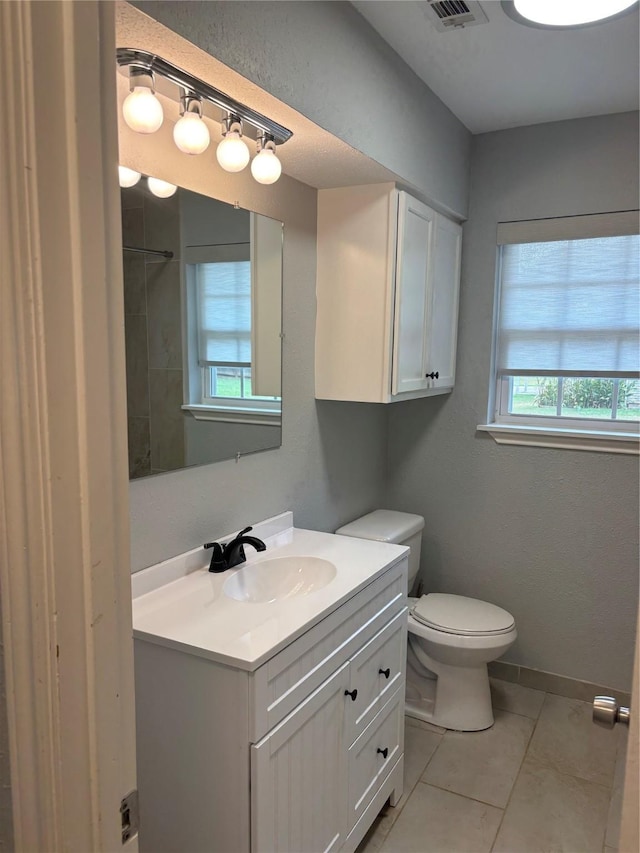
[478,212,640,454]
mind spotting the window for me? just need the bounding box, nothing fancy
[182,244,281,425]
[479,212,639,453]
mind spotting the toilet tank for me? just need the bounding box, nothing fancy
[335,510,425,593]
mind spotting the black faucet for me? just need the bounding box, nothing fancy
[204,526,267,573]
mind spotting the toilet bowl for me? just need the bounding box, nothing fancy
[335,510,517,732]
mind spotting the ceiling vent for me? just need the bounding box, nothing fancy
[423,0,489,31]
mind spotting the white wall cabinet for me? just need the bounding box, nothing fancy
[134,557,408,853]
[315,183,462,403]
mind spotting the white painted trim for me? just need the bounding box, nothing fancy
[477,423,640,454]
[182,402,281,425]
[0,2,137,849]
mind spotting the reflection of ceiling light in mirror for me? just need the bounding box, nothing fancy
[216,116,250,172]
[513,0,637,26]
[118,166,141,188]
[251,136,282,185]
[147,177,178,198]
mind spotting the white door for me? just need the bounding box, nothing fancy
[251,663,350,853]
[0,2,137,849]
[427,213,462,390]
[392,192,434,395]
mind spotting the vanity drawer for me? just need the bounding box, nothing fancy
[347,687,404,828]
[250,557,407,741]
[346,608,407,744]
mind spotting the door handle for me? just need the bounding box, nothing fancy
[378,668,391,679]
[376,747,388,759]
[344,689,358,702]
[593,695,630,728]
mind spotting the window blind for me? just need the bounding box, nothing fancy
[496,234,640,376]
[195,261,251,366]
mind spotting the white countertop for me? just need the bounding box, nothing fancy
[132,512,408,672]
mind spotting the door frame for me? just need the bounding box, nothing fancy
[0,1,137,849]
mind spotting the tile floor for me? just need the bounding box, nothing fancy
[357,678,626,853]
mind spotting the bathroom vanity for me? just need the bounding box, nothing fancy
[132,513,408,852]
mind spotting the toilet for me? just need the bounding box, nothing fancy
[336,510,517,731]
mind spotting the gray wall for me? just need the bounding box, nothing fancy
[387,112,640,691]
[133,0,471,218]
[126,2,638,690]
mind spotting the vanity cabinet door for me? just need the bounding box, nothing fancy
[251,663,350,853]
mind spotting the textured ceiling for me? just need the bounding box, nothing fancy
[352,0,640,133]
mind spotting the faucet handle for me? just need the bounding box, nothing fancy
[204,541,227,573]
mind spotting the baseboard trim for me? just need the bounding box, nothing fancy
[488,660,631,708]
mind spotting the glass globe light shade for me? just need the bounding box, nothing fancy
[173,112,211,155]
[147,177,178,198]
[250,146,282,185]
[122,87,164,134]
[118,166,142,188]
[513,0,637,26]
[216,131,250,172]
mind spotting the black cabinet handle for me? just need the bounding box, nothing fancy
[378,668,391,679]
[425,371,439,379]
[344,689,358,702]
[377,747,389,759]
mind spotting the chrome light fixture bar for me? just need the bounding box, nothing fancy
[117,48,293,146]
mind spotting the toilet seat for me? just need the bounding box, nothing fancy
[411,593,515,637]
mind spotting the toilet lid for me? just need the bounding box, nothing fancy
[411,593,515,636]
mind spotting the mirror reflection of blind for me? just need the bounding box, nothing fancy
[196,261,251,366]
[497,235,640,376]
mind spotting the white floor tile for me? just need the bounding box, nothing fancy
[421,709,534,808]
[527,693,619,786]
[380,783,503,853]
[490,677,545,719]
[493,757,610,853]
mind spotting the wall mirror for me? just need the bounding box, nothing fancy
[121,180,283,479]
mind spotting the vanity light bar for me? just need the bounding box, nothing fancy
[117,48,293,146]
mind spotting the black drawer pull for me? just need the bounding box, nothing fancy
[378,667,391,679]
[425,371,439,380]
[344,689,358,702]
[377,747,389,759]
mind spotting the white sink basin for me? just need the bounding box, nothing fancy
[223,556,337,604]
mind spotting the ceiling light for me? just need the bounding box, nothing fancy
[216,115,250,173]
[118,165,142,188]
[173,90,210,155]
[147,177,177,198]
[508,0,637,27]
[122,67,163,134]
[250,134,282,185]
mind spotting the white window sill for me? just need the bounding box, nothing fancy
[477,423,639,455]
[182,404,281,427]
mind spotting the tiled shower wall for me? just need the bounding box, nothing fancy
[122,187,185,478]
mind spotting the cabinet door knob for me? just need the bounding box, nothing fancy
[378,667,391,679]
[425,371,439,379]
[344,689,358,702]
[377,747,389,759]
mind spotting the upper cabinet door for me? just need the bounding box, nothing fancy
[427,213,462,391]
[392,193,435,396]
